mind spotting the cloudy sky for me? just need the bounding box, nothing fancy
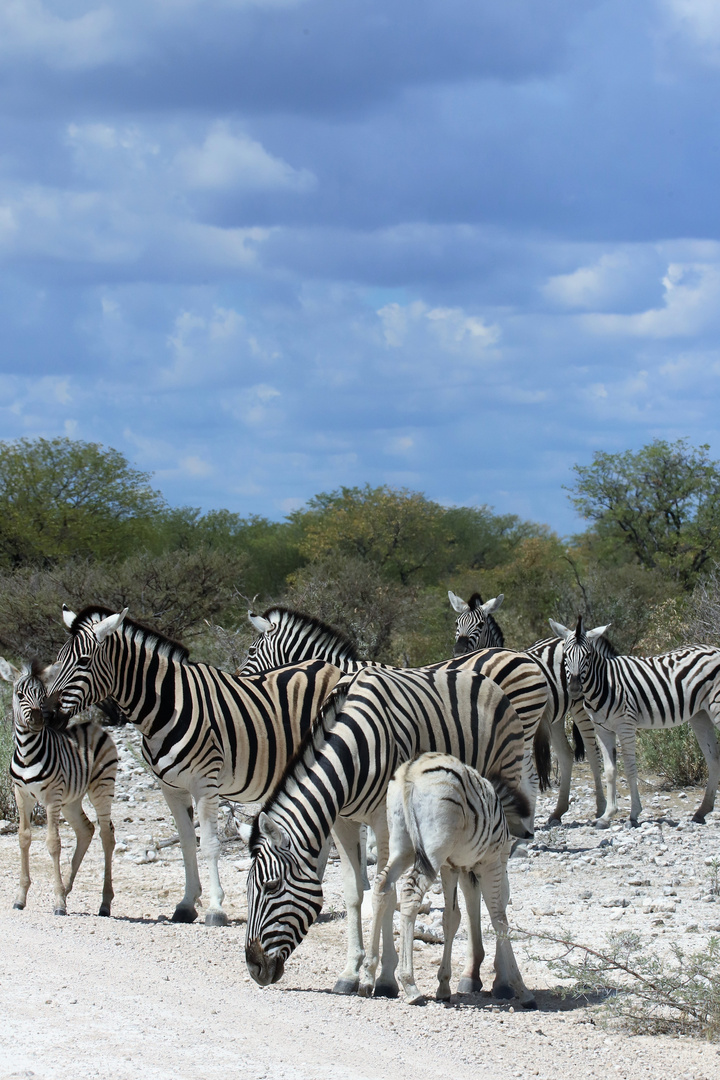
[1,1,719,534]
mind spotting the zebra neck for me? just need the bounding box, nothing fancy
[106,633,181,732]
[581,648,611,708]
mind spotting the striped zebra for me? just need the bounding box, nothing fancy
[0,657,117,917]
[550,616,720,826]
[240,605,551,819]
[448,590,607,823]
[42,606,345,926]
[244,663,529,997]
[366,752,535,1006]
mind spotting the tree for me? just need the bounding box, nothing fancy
[0,437,166,567]
[294,485,453,586]
[568,439,720,589]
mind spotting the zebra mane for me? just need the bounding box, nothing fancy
[260,606,359,662]
[249,676,353,851]
[591,633,618,658]
[466,593,505,648]
[70,606,190,664]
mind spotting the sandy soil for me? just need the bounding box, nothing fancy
[1,724,719,1080]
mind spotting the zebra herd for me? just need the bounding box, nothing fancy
[3,590,720,1006]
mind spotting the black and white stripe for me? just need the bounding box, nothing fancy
[366,751,535,1006]
[448,590,608,823]
[245,663,529,996]
[239,605,551,817]
[43,606,344,926]
[0,657,117,917]
[551,616,720,826]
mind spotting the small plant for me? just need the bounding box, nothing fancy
[636,725,709,787]
[0,681,16,821]
[516,926,720,1040]
[707,858,720,898]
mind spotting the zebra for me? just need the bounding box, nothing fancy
[0,657,117,917]
[364,752,535,1007]
[550,615,720,826]
[244,662,529,997]
[42,605,346,926]
[448,590,607,823]
[240,605,551,818]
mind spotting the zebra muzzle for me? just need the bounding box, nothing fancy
[245,938,285,986]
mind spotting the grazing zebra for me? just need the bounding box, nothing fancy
[550,616,720,826]
[0,657,117,917]
[240,605,551,818]
[448,590,607,823]
[244,663,529,996]
[364,752,535,1007]
[42,606,345,926]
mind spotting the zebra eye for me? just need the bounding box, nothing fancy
[262,878,281,894]
[76,654,92,669]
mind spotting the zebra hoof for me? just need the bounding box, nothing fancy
[171,905,198,924]
[457,976,483,994]
[547,816,563,827]
[692,812,707,824]
[332,977,359,995]
[13,902,25,910]
[593,818,612,830]
[405,992,426,1006]
[522,997,538,1010]
[54,908,67,917]
[373,982,399,999]
[98,904,111,918]
[493,983,515,1000]
[205,910,229,927]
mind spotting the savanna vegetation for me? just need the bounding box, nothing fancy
[2,434,720,818]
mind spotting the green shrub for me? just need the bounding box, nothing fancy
[0,683,16,821]
[636,724,710,787]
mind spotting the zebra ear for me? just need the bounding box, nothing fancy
[448,591,469,614]
[237,822,253,845]
[248,612,274,634]
[257,812,289,850]
[62,605,76,630]
[0,657,20,684]
[94,608,129,643]
[587,624,611,641]
[483,594,504,615]
[549,619,572,641]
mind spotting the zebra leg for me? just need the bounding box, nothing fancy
[574,711,607,820]
[358,806,409,999]
[616,723,642,825]
[332,818,368,994]
[13,786,34,910]
[61,798,95,897]
[369,811,399,998]
[161,785,201,923]
[547,715,575,824]
[87,787,115,916]
[456,868,484,994]
[689,712,720,823]
[593,727,619,828]
[480,855,536,1008]
[437,867,462,1000]
[45,801,68,915]
[397,865,435,1004]
[196,789,227,926]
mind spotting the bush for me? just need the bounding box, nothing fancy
[0,683,16,821]
[636,725,710,788]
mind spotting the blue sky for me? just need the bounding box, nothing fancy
[1,1,720,535]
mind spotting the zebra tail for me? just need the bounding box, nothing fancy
[572,722,586,763]
[403,773,435,881]
[533,723,552,792]
[489,776,531,833]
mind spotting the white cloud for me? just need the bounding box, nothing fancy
[224,383,281,426]
[176,123,316,193]
[582,262,720,338]
[663,1,720,63]
[180,455,213,477]
[0,1,124,70]
[544,252,638,310]
[377,300,500,354]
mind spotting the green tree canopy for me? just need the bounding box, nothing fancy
[0,437,166,567]
[568,439,720,589]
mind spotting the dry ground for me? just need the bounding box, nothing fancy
[1,724,720,1080]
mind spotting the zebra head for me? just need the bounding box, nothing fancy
[0,658,49,733]
[549,616,611,697]
[448,591,504,656]
[238,607,358,676]
[245,811,323,986]
[43,606,128,729]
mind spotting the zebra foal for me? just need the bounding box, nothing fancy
[551,616,720,826]
[365,752,535,1007]
[0,657,117,916]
